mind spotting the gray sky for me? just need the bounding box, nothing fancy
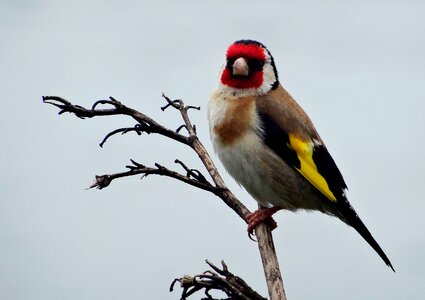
[1,0,424,299]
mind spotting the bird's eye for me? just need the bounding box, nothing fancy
[226,58,235,70]
[247,59,264,72]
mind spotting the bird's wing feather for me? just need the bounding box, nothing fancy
[256,89,347,202]
[288,134,347,201]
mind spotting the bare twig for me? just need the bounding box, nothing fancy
[99,124,148,148]
[43,94,286,300]
[170,260,267,300]
[86,159,217,193]
[43,95,189,145]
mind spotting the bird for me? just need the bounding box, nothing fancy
[208,39,394,271]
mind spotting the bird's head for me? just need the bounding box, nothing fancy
[219,40,279,97]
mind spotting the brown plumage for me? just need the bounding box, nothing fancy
[257,85,321,142]
[213,96,256,146]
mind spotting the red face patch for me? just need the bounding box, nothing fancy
[221,68,263,89]
[221,43,266,89]
[226,43,266,61]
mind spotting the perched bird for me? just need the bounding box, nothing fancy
[208,39,394,271]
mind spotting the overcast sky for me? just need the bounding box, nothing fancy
[1,0,424,299]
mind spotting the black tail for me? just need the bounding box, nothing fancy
[348,213,395,272]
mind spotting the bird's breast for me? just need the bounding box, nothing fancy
[208,93,259,146]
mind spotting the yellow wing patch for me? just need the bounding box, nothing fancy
[288,134,337,202]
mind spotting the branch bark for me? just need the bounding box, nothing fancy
[43,95,287,300]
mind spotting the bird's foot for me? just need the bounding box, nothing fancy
[247,207,281,240]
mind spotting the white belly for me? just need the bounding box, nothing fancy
[213,130,283,207]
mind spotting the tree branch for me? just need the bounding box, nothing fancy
[170,260,267,300]
[86,159,218,194]
[43,94,287,300]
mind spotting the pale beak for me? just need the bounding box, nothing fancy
[232,57,249,76]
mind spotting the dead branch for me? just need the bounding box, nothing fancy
[43,94,287,300]
[170,260,267,300]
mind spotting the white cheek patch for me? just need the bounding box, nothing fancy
[261,60,276,92]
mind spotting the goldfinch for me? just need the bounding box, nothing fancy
[208,39,394,271]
